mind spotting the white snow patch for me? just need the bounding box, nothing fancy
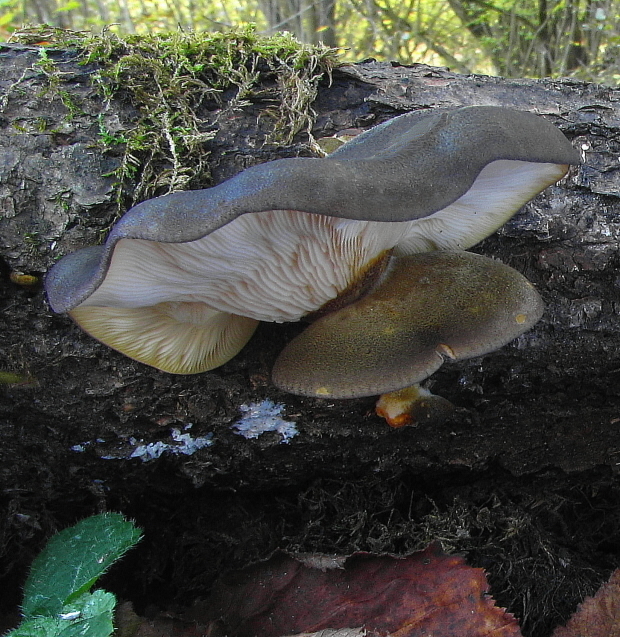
[232,400,298,443]
[129,427,214,462]
[71,424,214,462]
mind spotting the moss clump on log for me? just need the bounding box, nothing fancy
[8,25,339,212]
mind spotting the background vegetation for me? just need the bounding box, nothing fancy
[1,0,620,83]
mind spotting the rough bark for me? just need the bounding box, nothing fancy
[2,44,620,635]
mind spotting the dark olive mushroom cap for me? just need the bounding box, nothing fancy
[45,106,580,314]
[271,251,544,398]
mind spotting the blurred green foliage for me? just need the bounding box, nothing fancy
[1,0,620,81]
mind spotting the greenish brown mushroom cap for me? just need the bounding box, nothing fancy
[271,251,544,398]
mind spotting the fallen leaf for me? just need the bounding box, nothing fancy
[283,630,366,637]
[552,568,620,637]
[196,543,523,637]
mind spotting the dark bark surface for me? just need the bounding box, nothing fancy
[2,44,620,636]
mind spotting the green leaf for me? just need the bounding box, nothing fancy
[56,590,117,637]
[57,612,113,637]
[0,11,15,27]
[55,0,81,11]
[5,617,65,637]
[62,590,116,619]
[6,592,117,637]
[22,513,141,619]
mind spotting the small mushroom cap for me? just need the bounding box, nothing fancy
[271,251,544,398]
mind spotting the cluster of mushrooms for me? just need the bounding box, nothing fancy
[45,106,580,427]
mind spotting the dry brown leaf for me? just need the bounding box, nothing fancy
[196,543,523,637]
[282,629,367,637]
[552,568,620,637]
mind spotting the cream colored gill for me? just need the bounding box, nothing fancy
[76,210,410,323]
[393,160,568,255]
[74,159,563,323]
[70,303,259,374]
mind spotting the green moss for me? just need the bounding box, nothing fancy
[0,370,35,385]
[11,25,340,216]
[23,231,42,247]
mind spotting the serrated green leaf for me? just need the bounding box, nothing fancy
[57,612,114,637]
[5,616,65,637]
[6,592,118,637]
[22,513,141,619]
[57,613,114,637]
[56,591,116,637]
[62,589,117,619]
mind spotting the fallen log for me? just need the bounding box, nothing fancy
[1,35,619,635]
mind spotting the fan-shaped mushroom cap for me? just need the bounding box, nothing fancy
[44,106,576,375]
[271,251,544,398]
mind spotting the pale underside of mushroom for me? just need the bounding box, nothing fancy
[67,159,564,374]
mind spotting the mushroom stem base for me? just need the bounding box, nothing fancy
[375,385,455,428]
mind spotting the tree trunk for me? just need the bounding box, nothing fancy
[2,44,620,635]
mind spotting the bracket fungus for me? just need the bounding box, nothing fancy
[45,106,580,426]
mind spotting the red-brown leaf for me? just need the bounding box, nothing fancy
[552,568,620,637]
[197,543,523,637]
